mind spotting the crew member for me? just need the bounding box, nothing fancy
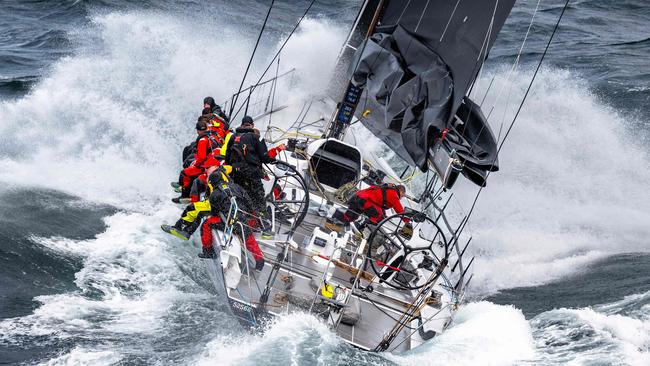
[180,116,209,168]
[186,125,233,202]
[199,169,264,270]
[224,116,274,212]
[174,120,222,201]
[203,96,230,126]
[174,120,210,199]
[203,96,217,111]
[340,184,410,225]
[162,166,265,269]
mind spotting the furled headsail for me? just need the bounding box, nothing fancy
[331,0,515,187]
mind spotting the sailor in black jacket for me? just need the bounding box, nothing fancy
[224,116,274,237]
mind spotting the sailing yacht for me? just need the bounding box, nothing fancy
[202,0,515,352]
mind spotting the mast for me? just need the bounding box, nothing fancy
[325,0,386,139]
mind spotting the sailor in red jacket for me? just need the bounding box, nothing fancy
[186,121,233,203]
[175,120,215,199]
[342,184,408,225]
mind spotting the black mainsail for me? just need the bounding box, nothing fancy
[330,0,516,187]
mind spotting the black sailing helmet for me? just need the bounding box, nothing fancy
[241,115,254,126]
[203,96,216,109]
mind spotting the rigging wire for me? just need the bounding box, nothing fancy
[230,0,276,118]
[439,0,462,42]
[462,0,541,169]
[467,0,498,101]
[460,0,500,139]
[231,0,318,122]
[485,0,542,139]
[457,0,571,238]
[264,54,281,140]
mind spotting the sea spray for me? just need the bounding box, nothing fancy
[457,67,650,296]
[0,2,648,365]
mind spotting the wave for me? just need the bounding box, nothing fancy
[610,37,650,47]
[0,9,347,364]
[460,66,650,297]
[193,293,650,366]
[16,30,70,51]
[389,302,535,366]
[191,294,650,365]
[39,347,122,366]
[531,292,650,365]
[0,2,649,364]
[0,76,39,97]
[193,304,530,366]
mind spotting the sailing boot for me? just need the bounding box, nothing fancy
[198,246,217,259]
[171,186,192,203]
[171,181,183,193]
[183,219,201,237]
[259,210,275,239]
[161,221,191,240]
[255,258,265,271]
[171,197,191,204]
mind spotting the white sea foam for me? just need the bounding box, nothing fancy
[457,67,650,296]
[195,313,345,366]
[596,289,650,319]
[0,10,347,364]
[0,3,648,365]
[192,294,650,366]
[389,301,535,366]
[192,302,536,366]
[39,347,122,366]
[0,208,202,344]
[531,305,650,365]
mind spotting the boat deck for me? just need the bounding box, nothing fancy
[218,201,417,352]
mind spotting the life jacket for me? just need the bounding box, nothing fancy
[208,181,232,215]
[224,130,261,170]
[204,131,224,152]
[208,114,230,133]
[189,134,211,167]
[225,134,248,169]
[196,131,227,168]
[206,167,230,193]
[218,131,234,159]
[208,176,253,216]
[194,132,213,150]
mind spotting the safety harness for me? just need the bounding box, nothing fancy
[364,184,400,210]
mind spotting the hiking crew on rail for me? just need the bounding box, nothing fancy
[164,96,288,264]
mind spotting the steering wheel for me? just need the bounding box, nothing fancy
[263,160,310,232]
[365,212,448,290]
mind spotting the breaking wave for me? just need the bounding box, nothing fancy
[194,295,650,365]
[531,290,650,365]
[460,67,650,296]
[0,9,348,364]
[0,3,648,365]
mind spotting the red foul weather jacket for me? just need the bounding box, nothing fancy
[356,185,405,223]
[192,133,224,169]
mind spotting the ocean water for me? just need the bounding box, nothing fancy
[0,0,648,365]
